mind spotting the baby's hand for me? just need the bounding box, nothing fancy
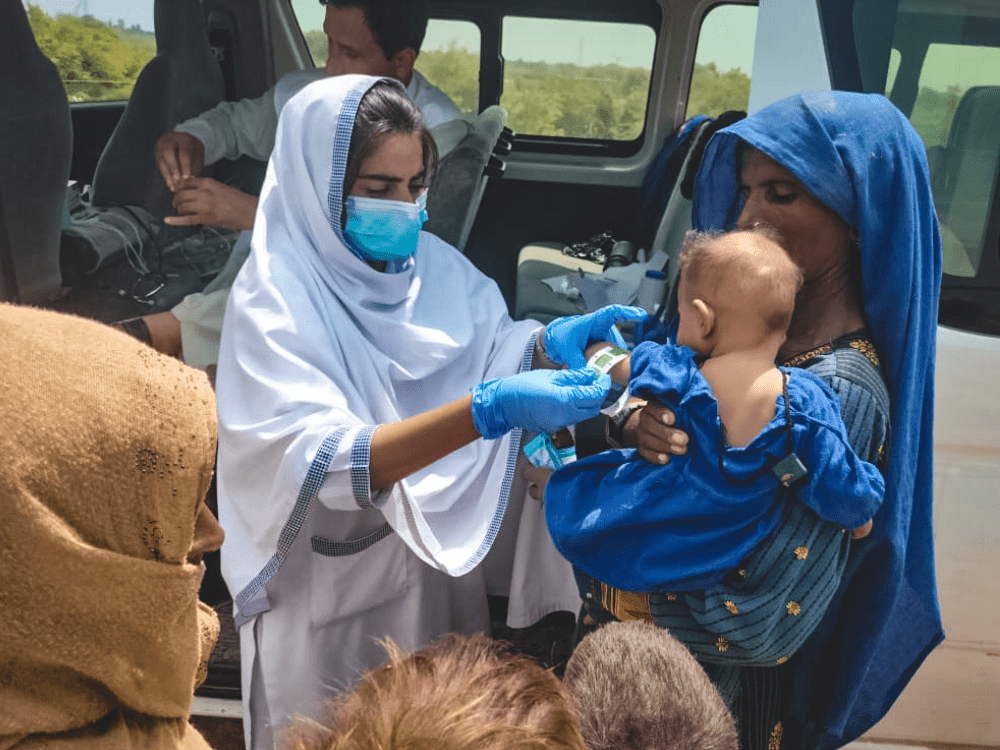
[851,519,873,539]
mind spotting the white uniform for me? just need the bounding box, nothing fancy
[215,76,576,750]
[169,69,464,367]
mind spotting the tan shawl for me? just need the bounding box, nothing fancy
[0,304,219,749]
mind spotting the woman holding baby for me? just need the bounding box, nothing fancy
[578,91,943,750]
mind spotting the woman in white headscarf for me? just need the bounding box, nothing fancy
[215,74,643,747]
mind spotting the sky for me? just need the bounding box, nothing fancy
[28,0,757,75]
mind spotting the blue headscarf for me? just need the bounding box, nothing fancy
[692,91,944,749]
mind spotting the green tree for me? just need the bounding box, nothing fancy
[500,58,651,139]
[304,29,327,66]
[415,43,480,116]
[909,85,963,148]
[27,4,155,102]
[685,62,750,119]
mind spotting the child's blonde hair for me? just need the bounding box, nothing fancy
[679,227,803,336]
[285,633,587,750]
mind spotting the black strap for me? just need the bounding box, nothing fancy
[679,110,747,200]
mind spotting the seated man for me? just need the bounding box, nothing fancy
[125,0,462,363]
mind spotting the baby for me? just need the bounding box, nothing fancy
[545,228,885,593]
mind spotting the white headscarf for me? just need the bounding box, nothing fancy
[215,75,538,618]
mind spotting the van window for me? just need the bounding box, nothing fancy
[851,0,1000,335]
[27,2,156,102]
[686,4,757,119]
[290,1,480,119]
[499,16,656,141]
[413,21,481,119]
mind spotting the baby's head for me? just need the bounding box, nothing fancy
[675,228,802,355]
[564,621,737,750]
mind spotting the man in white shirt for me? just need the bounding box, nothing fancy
[156,0,460,232]
[135,0,463,358]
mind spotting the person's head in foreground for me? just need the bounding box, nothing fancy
[563,621,737,750]
[0,304,223,748]
[321,0,429,83]
[675,227,803,357]
[285,633,587,750]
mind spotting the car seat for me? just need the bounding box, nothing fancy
[0,0,72,303]
[89,0,226,221]
[424,106,510,251]
[513,112,744,323]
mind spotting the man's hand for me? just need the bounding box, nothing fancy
[156,131,206,190]
[164,177,258,231]
[631,401,689,465]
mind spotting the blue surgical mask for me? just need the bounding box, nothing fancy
[343,191,429,263]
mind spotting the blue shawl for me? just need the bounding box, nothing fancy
[692,91,944,749]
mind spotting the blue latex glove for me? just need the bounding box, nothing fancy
[544,304,648,368]
[471,368,611,440]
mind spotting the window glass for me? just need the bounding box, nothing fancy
[686,4,757,119]
[289,0,327,62]
[499,17,655,140]
[912,42,1000,278]
[414,21,481,119]
[290,2,480,119]
[27,1,156,102]
[886,48,901,94]
[856,0,1000,333]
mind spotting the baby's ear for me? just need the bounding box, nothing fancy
[692,298,715,337]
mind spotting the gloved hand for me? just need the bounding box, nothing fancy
[543,304,647,368]
[471,368,611,440]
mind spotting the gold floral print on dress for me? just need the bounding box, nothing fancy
[847,338,881,368]
[768,722,783,750]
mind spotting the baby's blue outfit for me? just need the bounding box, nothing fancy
[545,340,885,593]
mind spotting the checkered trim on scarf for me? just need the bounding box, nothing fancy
[327,80,369,240]
[446,334,536,577]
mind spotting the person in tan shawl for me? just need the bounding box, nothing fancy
[0,303,224,749]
